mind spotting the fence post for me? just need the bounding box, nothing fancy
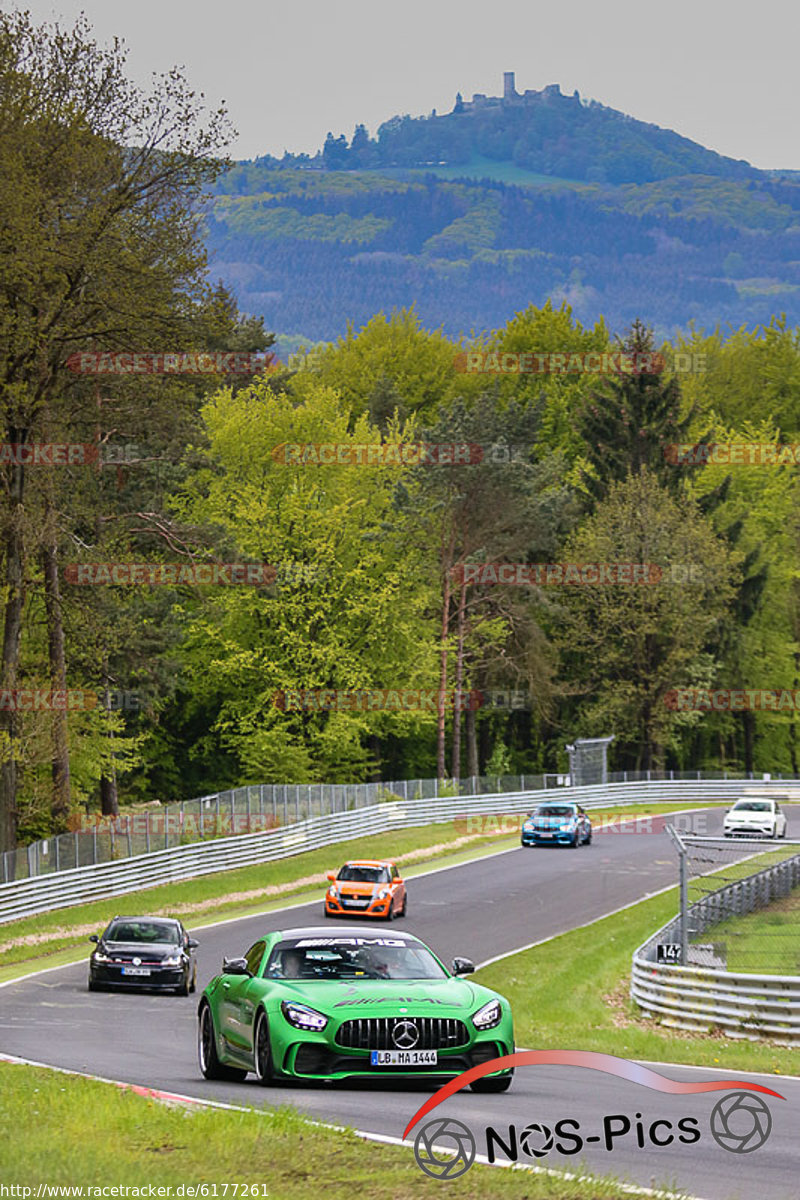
[74,831,79,868]
[126,815,133,858]
[54,836,60,873]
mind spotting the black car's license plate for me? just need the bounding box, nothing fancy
[122,967,151,976]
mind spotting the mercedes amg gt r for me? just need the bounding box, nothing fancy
[197,926,514,1090]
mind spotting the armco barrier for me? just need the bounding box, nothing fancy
[1,778,799,926]
[631,841,800,1043]
[5,768,795,883]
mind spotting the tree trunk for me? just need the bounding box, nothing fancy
[450,576,467,781]
[790,647,800,777]
[42,527,71,827]
[465,704,479,784]
[99,671,119,816]
[99,772,118,817]
[0,455,26,855]
[436,528,456,780]
[742,709,755,776]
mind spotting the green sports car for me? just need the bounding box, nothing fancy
[197,925,514,1090]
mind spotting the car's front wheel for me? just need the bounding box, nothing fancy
[253,1010,279,1086]
[198,1002,247,1082]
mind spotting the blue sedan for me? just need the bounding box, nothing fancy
[521,803,592,848]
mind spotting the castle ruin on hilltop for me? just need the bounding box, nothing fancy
[455,71,580,113]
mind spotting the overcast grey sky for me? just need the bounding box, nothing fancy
[17,0,800,169]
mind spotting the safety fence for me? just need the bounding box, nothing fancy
[2,777,799,926]
[3,768,796,883]
[631,834,800,1044]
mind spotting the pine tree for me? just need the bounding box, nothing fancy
[578,319,696,503]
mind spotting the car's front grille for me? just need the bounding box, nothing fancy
[335,1016,469,1051]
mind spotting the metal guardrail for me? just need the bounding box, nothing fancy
[2,778,799,927]
[4,768,795,884]
[631,840,800,1044]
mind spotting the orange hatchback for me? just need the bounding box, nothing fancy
[324,859,407,921]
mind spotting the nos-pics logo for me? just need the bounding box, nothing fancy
[405,1050,783,1179]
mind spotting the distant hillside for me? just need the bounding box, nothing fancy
[267,73,760,186]
[205,76,800,343]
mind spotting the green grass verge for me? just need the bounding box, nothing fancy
[473,887,799,1077]
[0,1061,655,1198]
[691,885,800,976]
[0,803,717,979]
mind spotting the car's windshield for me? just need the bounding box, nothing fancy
[337,865,389,883]
[265,937,447,980]
[533,806,576,818]
[105,920,181,944]
[732,802,772,812]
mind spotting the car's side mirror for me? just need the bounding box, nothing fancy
[187,938,199,949]
[395,878,404,886]
[326,871,336,882]
[222,957,251,976]
[89,934,99,943]
[452,957,475,976]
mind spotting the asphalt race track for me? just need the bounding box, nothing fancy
[2,807,799,1200]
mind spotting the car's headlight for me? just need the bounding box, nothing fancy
[92,950,112,964]
[559,822,574,831]
[522,821,534,830]
[281,1001,328,1031]
[376,888,390,900]
[161,956,182,967]
[472,999,502,1029]
[327,886,337,898]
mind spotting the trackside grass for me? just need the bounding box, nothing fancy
[473,887,800,1077]
[0,803,715,977]
[690,884,800,975]
[0,1061,662,1199]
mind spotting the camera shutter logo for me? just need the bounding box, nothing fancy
[520,1122,554,1158]
[710,1091,772,1153]
[392,1019,419,1049]
[414,1118,476,1179]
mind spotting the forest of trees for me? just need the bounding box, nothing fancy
[206,166,800,340]
[2,12,799,855]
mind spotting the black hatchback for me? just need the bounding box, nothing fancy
[88,915,198,995]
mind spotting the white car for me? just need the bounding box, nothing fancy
[723,799,787,839]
